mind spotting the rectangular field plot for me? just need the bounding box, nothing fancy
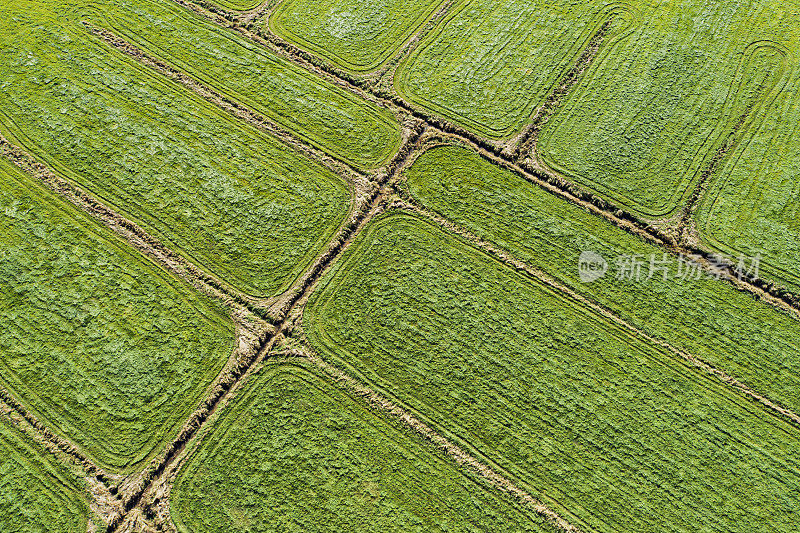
[697,72,800,296]
[395,0,626,138]
[0,2,350,298]
[405,145,800,416]
[0,158,234,473]
[269,0,446,72]
[171,362,554,533]
[93,0,402,169]
[0,416,90,532]
[306,212,800,533]
[537,0,795,216]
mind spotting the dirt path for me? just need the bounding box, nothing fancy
[106,124,427,531]
[168,0,800,315]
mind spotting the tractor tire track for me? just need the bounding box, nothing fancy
[170,0,800,315]
[0,135,263,320]
[302,345,582,533]
[512,20,611,160]
[397,198,800,430]
[0,390,123,527]
[105,124,426,532]
[85,23,369,196]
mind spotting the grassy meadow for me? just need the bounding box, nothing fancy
[0,0,351,298]
[91,0,402,170]
[0,416,90,532]
[404,144,800,416]
[270,0,446,72]
[538,0,796,216]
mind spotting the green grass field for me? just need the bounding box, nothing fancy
[270,0,445,72]
[395,0,626,138]
[306,212,800,533]
[0,1,351,298]
[0,157,234,473]
[537,0,795,216]
[0,416,90,532]
[5,0,800,528]
[697,71,800,294]
[405,144,800,415]
[90,0,402,170]
[171,362,554,532]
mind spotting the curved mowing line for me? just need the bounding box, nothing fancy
[171,362,563,532]
[91,0,402,171]
[538,39,791,219]
[394,2,625,139]
[0,149,236,474]
[269,0,447,73]
[306,211,800,532]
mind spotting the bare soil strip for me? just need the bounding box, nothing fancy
[512,20,611,160]
[399,198,800,429]
[170,0,800,315]
[105,124,428,532]
[85,23,369,192]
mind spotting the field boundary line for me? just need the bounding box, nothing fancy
[0,135,267,320]
[369,0,457,92]
[424,134,800,324]
[168,0,800,316]
[106,124,427,532]
[512,20,611,160]
[0,389,123,527]
[84,23,369,192]
[300,345,581,532]
[678,43,791,246]
[397,199,800,429]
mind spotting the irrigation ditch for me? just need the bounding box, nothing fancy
[3,1,800,529]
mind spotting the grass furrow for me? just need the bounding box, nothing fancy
[0,1,351,298]
[87,0,402,169]
[0,415,90,532]
[405,144,800,418]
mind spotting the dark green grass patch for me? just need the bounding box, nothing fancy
[91,0,402,169]
[0,158,234,473]
[171,362,554,532]
[405,144,800,418]
[0,2,350,298]
[538,1,793,216]
[306,211,800,532]
[0,416,90,532]
[270,0,445,73]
